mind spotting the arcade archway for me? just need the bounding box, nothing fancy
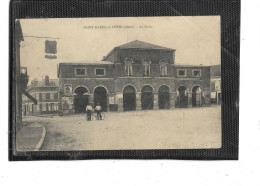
[94,86,107,112]
[141,85,154,110]
[158,85,170,109]
[192,86,202,107]
[74,86,89,113]
[123,85,136,111]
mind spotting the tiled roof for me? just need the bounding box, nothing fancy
[116,40,175,51]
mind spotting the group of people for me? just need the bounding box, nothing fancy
[86,103,102,121]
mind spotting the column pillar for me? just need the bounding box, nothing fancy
[187,92,193,108]
[136,92,141,111]
[115,93,124,112]
[202,91,211,107]
[89,94,94,106]
[170,92,177,109]
[153,93,159,110]
[107,93,115,112]
[69,96,74,112]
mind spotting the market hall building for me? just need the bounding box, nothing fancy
[57,40,211,113]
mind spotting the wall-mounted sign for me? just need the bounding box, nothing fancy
[64,84,72,95]
[45,40,57,59]
[109,96,115,104]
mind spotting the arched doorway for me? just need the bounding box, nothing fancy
[94,87,107,112]
[74,86,89,113]
[141,85,154,110]
[158,85,170,109]
[123,85,136,111]
[177,86,188,108]
[192,86,202,107]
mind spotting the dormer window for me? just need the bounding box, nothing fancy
[159,59,168,76]
[142,59,151,77]
[124,58,133,76]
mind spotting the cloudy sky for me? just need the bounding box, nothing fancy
[19,16,220,81]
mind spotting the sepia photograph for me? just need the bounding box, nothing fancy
[14,16,221,151]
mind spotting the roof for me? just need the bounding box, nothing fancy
[173,64,210,68]
[26,78,59,91]
[59,61,114,66]
[35,79,59,87]
[102,40,175,61]
[210,64,221,77]
[116,40,175,51]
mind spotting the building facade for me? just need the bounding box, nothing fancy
[58,40,211,113]
[210,64,221,104]
[22,76,59,115]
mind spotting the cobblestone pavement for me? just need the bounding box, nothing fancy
[22,106,221,151]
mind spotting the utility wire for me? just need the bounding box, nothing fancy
[23,34,60,40]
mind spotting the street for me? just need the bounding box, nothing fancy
[22,106,221,151]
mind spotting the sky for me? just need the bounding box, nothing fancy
[19,16,221,81]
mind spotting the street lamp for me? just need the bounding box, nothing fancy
[19,66,29,91]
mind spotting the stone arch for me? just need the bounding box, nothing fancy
[191,84,203,91]
[192,85,203,107]
[157,84,171,93]
[73,85,90,94]
[94,86,108,112]
[158,85,170,109]
[123,85,136,111]
[141,85,154,110]
[121,84,138,93]
[93,85,109,94]
[73,86,89,113]
[176,86,188,108]
[140,84,155,92]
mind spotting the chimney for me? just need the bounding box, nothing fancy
[45,75,49,86]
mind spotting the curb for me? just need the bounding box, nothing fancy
[33,126,46,151]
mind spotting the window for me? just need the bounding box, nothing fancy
[39,104,42,112]
[178,69,186,77]
[142,59,151,77]
[39,93,42,101]
[193,69,201,77]
[46,93,50,100]
[75,68,86,76]
[95,68,105,76]
[211,82,216,91]
[50,103,54,111]
[159,60,168,76]
[54,93,58,100]
[46,103,49,111]
[124,58,133,76]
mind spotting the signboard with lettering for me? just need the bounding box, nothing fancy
[64,84,72,95]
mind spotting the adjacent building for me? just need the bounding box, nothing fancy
[210,64,221,104]
[22,76,59,115]
[58,40,211,113]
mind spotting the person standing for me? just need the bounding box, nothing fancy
[86,104,93,121]
[95,103,102,120]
